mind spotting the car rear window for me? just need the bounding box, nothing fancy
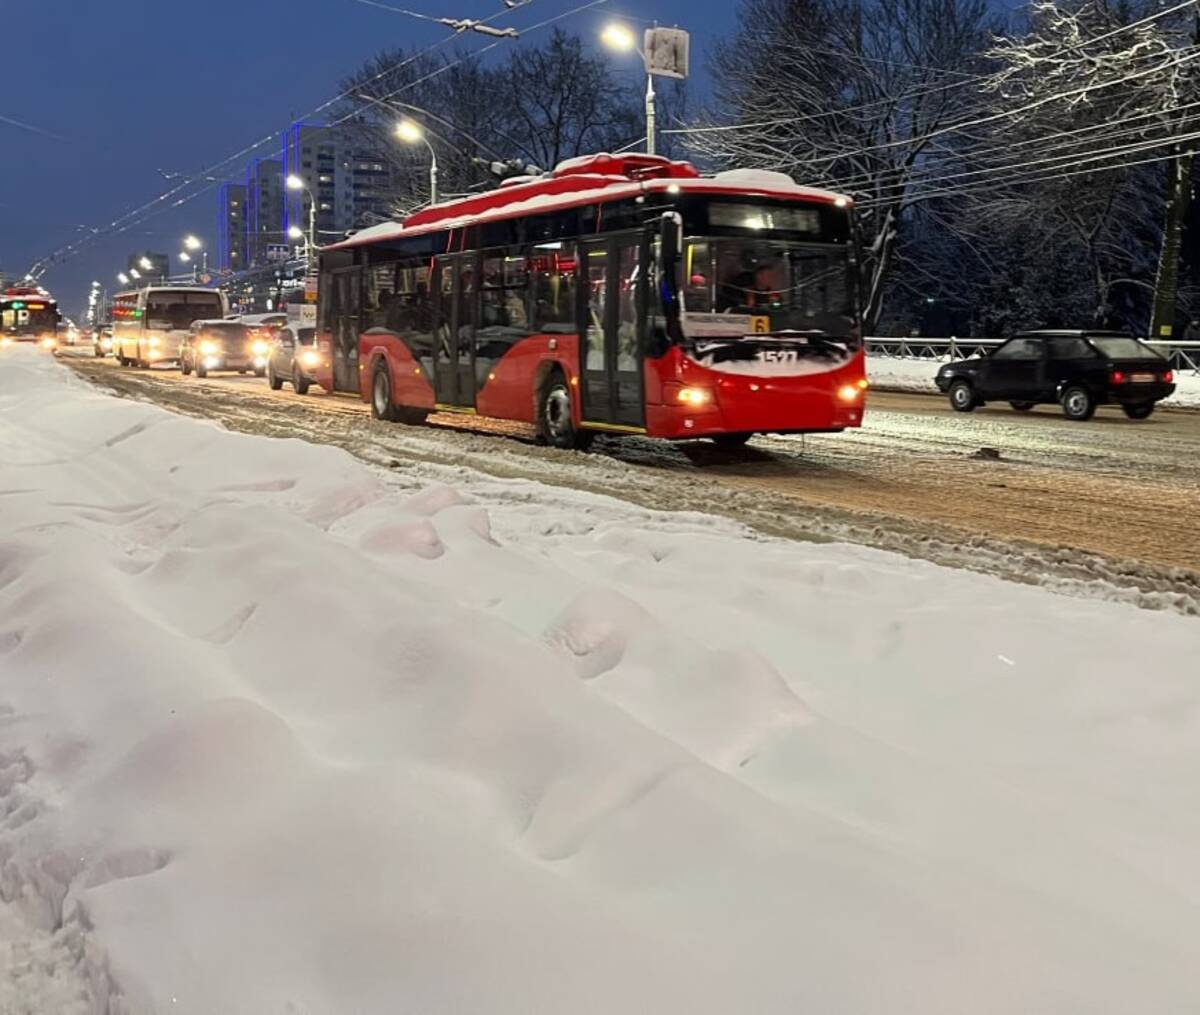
[1088,336,1160,359]
[1049,337,1094,359]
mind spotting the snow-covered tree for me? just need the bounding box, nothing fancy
[695,0,996,332]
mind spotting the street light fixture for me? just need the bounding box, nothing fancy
[395,119,438,206]
[117,272,130,285]
[138,257,153,272]
[129,269,141,280]
[184,235,202,251]
[600,22,636,52]
[286,174,317,274]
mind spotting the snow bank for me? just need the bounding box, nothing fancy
[2,346,1200,1013]
[868,354,1200,406]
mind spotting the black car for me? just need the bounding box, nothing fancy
[181,320,269,378]
[935,331,1176,421]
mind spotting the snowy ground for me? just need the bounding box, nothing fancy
[2,346,1199,1013]
[869,354,1200,406]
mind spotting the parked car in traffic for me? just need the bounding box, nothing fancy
[181,320,270,378]
[93,325,113,358]
[935,330,1176,420]
[266,324,320,394]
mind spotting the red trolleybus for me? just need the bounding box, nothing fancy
[1,287,61,349]
[314,154,866,447]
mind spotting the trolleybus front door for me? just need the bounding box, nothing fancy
[433,254,477,409]
[580,236,645,430]
[331,267,361,393]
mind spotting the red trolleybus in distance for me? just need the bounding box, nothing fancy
[313,154,866,448]
[1,287,61,349]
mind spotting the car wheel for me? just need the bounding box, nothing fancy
[293,366,310,395]
[268,362,283,390]
[371,361,400,421]
[254,366,266,378]
[196,362,208,379]
[1009,401,1035,412]
[948,379,977,412]
[181,355,192,376]
[93,345,103,358]
[1122,401,1155,420]
[537,370,594,450]
[1060,385,1095,421]
[712,433,752,447]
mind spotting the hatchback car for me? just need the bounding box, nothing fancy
[181,320,270,378]
[935,330,1176,420]
[266,324,320,394]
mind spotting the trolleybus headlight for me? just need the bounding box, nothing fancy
[301,350,319,368]
[677,386,711,407]
[838,384,863,402]
[148,336,160,347]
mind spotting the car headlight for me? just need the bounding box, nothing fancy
[252,339,269,355]
[40,336,56,349]
[301,350,319,368]
[199,340,217,355]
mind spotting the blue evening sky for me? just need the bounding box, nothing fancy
[0,0,735,316]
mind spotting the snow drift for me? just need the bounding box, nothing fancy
[1,347,1199,1013]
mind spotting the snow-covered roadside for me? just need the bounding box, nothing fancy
[869,354,1200,406]
[2,346,1199,1014]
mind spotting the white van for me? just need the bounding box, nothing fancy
[111,286,229,368]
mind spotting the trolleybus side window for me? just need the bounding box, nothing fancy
[585,246,609,369]
[530,245,577,333]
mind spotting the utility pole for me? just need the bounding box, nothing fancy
[1150,11,1199,339]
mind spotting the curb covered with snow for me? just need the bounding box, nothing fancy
[2,348,1199,1013]
[868,354,1200,407]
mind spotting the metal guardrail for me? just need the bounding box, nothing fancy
[865,337,1200,374]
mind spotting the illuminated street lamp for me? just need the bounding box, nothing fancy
[117,272,130,285]
[286,174,317,273]
[179,251,191,263]
[129,269,141,280]
[395,119,438,206]
[138,256,153,272]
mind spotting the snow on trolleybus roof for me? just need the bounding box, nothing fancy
[324,154,853,251]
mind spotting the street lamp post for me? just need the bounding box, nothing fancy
[285,174,317,274]
[395,119,438,206]
[600,23,656,156]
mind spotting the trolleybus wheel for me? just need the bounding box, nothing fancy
[372,361,400,421]
[538,370,593,451]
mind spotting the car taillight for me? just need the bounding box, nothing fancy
[1111,370,1127,384]
[1164,369,1174,383]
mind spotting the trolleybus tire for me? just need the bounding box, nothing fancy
[371,361,401,421]
[537,369,594,451]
